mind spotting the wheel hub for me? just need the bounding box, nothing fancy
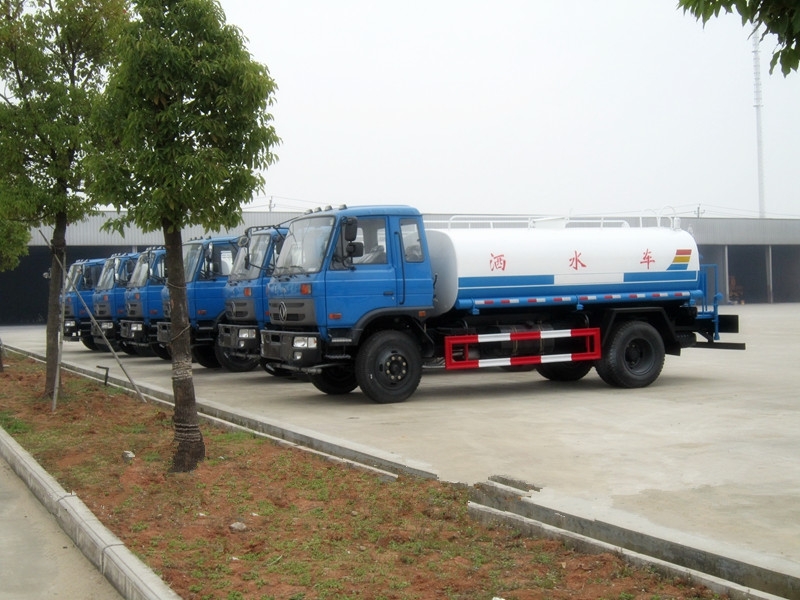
[382,354,408,382]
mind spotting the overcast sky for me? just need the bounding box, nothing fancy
[218,0,800,219]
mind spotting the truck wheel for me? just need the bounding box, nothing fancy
[355,330,422,403]
[596,321,664,388]
[214,343,259,372]
[151,343,172,361]
[537,361,593,382]
[309,365,358,395]
[192,345,220,368]
[81,336,99,351]
[120,341,138,356]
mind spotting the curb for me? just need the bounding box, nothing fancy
[0,427,181,600]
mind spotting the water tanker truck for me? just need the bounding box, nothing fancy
[157,236,239,368]
[119,247,170,359]
[62,257,106,350]
[216,225,288,372]
[261,205,744,403]
[91,252,139,353]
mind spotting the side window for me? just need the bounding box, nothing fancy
[400,219,424,263]
[214,244,236,276]
[352,218,387,265]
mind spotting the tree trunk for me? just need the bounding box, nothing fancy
[44,211,68,399]
[163,224,205,472]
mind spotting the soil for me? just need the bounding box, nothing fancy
[0,351,725,600]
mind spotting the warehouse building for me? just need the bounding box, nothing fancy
[1,210,798,325]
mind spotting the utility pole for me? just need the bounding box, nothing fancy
[753,27,766,218]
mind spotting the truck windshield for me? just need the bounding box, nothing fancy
[65,264,82,292]
[183,243,204,282]
[230,231,273,282]
[274,216,334,276]
[95,259,117,291]
[130,252,164,287]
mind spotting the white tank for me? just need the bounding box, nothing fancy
[425,226,700,316]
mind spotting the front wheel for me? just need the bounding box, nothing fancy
[80,336,99,351]
[596,321,665,388]
[214,343,259,372]
[151,343,172,361]
[355,330,422,403]
[309,365,358,395]
[192,345,220,369]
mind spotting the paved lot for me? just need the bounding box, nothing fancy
[2,303,799,583]
[0,459,122,600]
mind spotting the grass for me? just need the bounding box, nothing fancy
[0,350,727,600]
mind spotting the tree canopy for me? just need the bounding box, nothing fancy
[88,0,280,471]
[89,0,279,234]
[0,0,130,397]
[678,0,800,75]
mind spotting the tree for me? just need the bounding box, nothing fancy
[0,218,30,272]
[0,0,129,397]
[678,0,800,75]
[88,0,279,472]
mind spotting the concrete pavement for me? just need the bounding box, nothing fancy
[0,457,122,600]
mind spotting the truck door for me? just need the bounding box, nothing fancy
[396,217,434,309]
[325,217,398,328]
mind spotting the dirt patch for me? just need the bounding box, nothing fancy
[0,352,724,599]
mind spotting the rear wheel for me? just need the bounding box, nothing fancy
[355,330,422,403]
[214,343,259,372]
[537,361,593,382]
[596,321,664,388]
[192,345,220,368]
[309,365,358,395]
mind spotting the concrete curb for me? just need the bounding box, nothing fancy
[0,427,181,600]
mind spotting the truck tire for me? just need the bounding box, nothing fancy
[214,343,259,372]
[537,361,593,382]
[355,330,422,403]
[596,321,664,388]
[192,345,220,368]
[151,343,171,361]
[310,365,358,395]
[81,336,99,351]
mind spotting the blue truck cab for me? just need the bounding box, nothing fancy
[91,252,139,353]
[62,258,106,350]
[119,247,169,359]
[216,226,288,372]
[157,236,238,368]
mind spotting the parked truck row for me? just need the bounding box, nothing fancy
[62,205,744,401]
[62,227,286,371]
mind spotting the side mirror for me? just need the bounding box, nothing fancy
[343,217,358,242]
[237,235,250,248]
[346,241,364,258]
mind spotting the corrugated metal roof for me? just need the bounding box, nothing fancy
[30,211,302,247]
[29,211,800,247]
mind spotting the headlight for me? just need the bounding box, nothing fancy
[101,321,114,330]
[238,328,257,339]
[131,323,143,332]
[292,336,318,349]
[64,320,76,328]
